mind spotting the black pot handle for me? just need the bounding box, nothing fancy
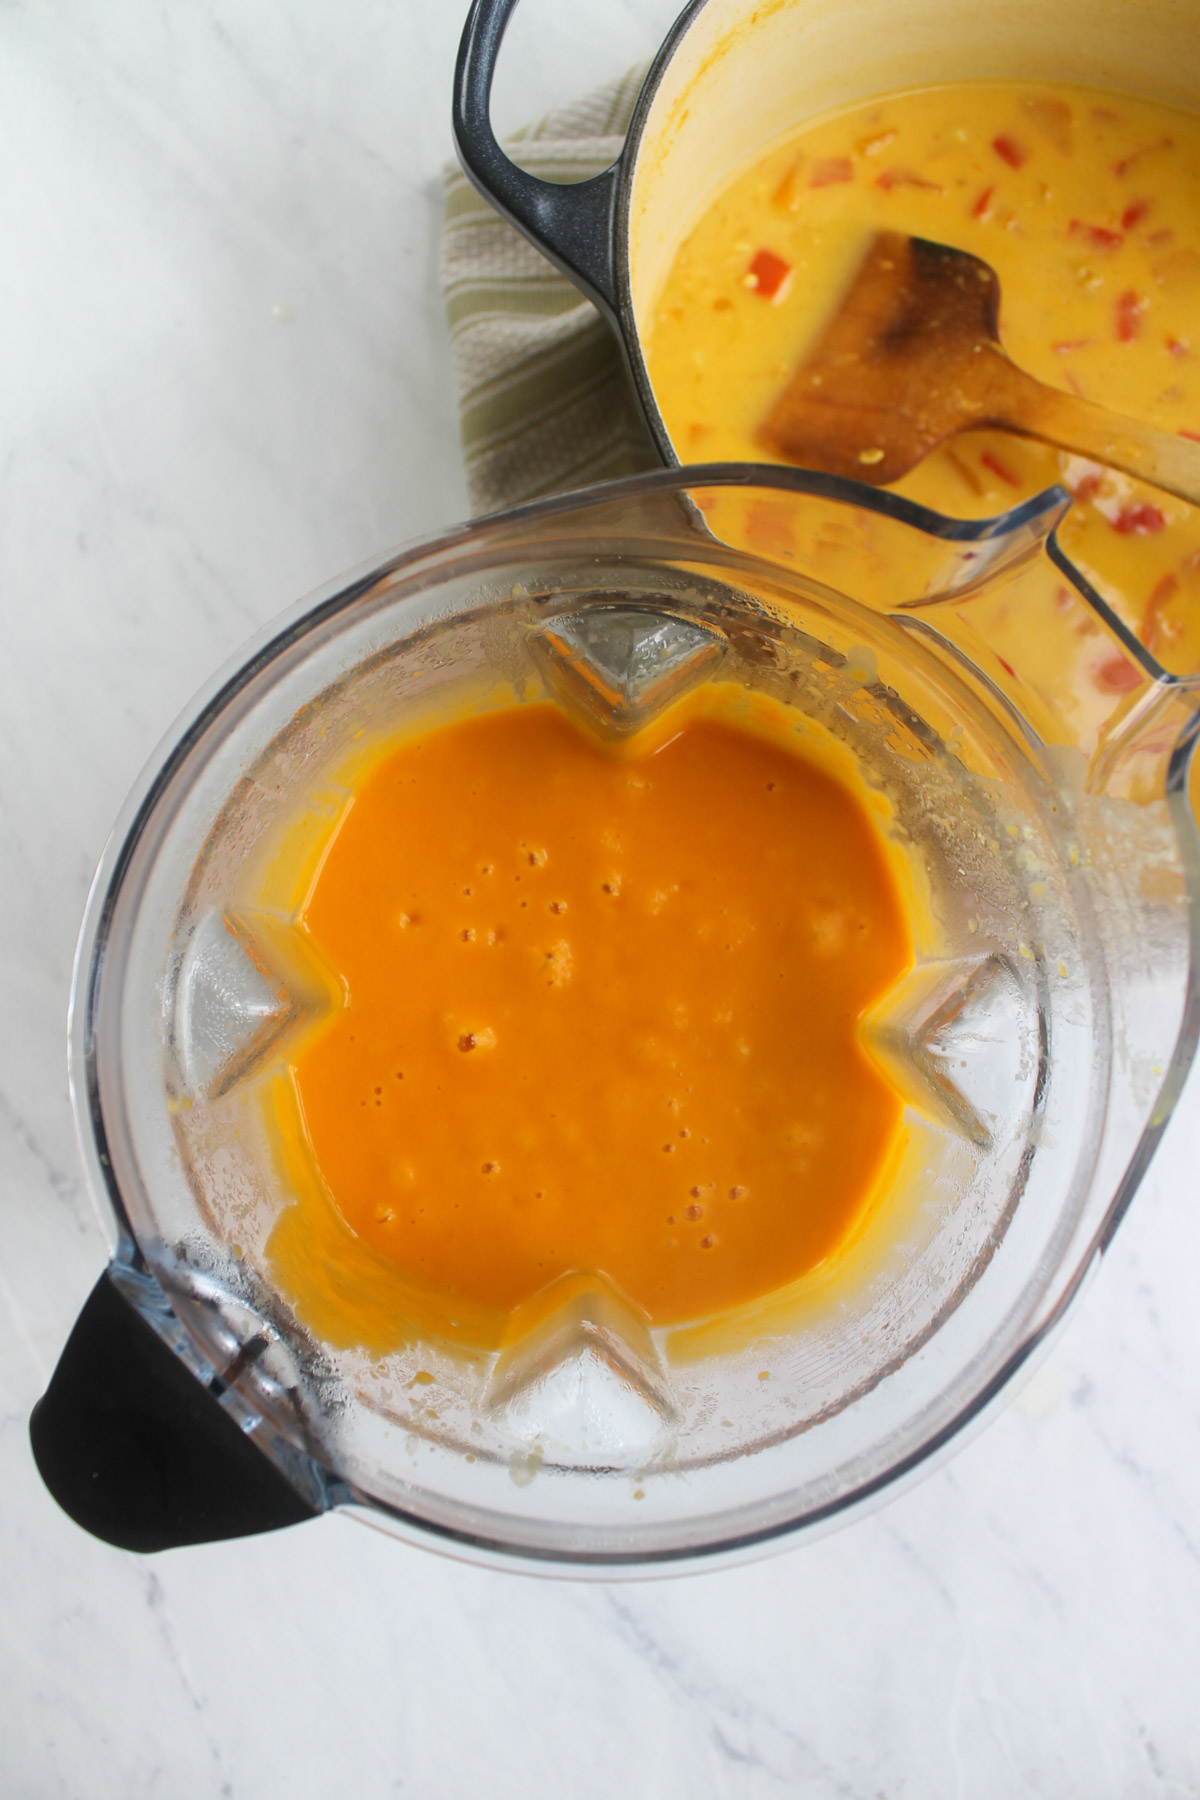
[29,1267,320,1552]
[453,0,623,321]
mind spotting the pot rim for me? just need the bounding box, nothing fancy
[609,0,711,466]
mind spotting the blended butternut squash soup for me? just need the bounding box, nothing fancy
[265,696,914,1351]
[646,83,1200,669]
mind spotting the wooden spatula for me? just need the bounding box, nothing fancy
[758,230,1200,506]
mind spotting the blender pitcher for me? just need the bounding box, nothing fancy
[30,467,1200,1570]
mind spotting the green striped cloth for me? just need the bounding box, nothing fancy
[442,68,660,515]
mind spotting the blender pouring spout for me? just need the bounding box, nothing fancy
[30,1265,323,1552]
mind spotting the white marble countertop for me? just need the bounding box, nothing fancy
[2,4,1199,1795]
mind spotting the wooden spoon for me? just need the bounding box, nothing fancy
[758,230,1200,506]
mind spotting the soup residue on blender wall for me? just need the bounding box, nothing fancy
[645,82,1200,679]
[260,689,919,1356]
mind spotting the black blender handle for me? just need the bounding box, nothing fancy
[29,1268,320,1552]
[453,0,624,321]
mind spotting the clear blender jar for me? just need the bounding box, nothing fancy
[31,467,1200,1570]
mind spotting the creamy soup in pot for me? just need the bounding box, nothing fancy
[646,83,1200,671]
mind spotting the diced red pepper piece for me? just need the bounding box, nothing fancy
[971,185,995,220]
[1115,290,1145,341]
[1096,653,1141,693]
[1069,219,1124,250]
[996,655,1018,681]
[747,247,793,301]
[1121,198,1151,230]
[992,133,1027,169]
[874,167,942,192]
[981,449,1020,487]
[809,156,854,188]
[1111,502,1166,535]
[1180,428,1200,443]
[1167,337,1190,357]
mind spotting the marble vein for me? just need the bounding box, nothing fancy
[603,1590,864,1796]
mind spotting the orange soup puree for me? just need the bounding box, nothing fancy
[274,700,912,1343]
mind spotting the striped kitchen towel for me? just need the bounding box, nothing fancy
[441,67,660,516]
